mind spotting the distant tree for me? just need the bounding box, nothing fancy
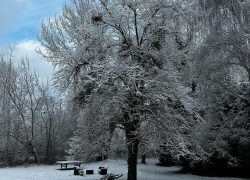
[0,49,42,164]
[187,0,250,176]
[194,0,250,104]
[0,49,16,165]
[0,48,74,165]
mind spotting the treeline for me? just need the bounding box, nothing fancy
[184,0,250,177]
[60,0,249,178]
[0,0,249,179]
[0,49,76,165]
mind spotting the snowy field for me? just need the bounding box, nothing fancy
[0,159,246,180]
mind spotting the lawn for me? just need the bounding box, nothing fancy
[0,159,246,180]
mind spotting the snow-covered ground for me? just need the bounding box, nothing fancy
[0,159,246,180]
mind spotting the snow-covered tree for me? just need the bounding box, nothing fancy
[0,49,42,164]
[187,0,250,176]
[194,0,250,104]
[39,0,199,179]
[0,48,74,165]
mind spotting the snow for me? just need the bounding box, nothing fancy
[0,159,246,180]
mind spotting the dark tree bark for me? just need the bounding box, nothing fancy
[32,149,40,164]
[191,81,196,92]
[141,154,146,164]
[125,111,140,180]
[126,134,139,180]
[27,141,40,164]
[123,87,144,180]
[45,118,53,164]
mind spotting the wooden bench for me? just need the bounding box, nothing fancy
[56,161,84,170]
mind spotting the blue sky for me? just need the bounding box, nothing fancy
[0,0,67,79]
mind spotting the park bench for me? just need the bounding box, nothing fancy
[56,160,84,170]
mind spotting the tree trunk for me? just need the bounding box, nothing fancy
[124,91,142,180]
[45,118,53,164]
[27,141,40,164]
[125,113,139,180]
[32,149,40,164]
[141,154,146,164]
[127,139,139,180]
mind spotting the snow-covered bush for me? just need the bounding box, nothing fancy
[189,87,250,177]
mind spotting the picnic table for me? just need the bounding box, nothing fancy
[56,161,84,170]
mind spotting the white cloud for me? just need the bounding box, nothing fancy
[0,0,67,79]
[15,40,54,80]
[0,0,66,47]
